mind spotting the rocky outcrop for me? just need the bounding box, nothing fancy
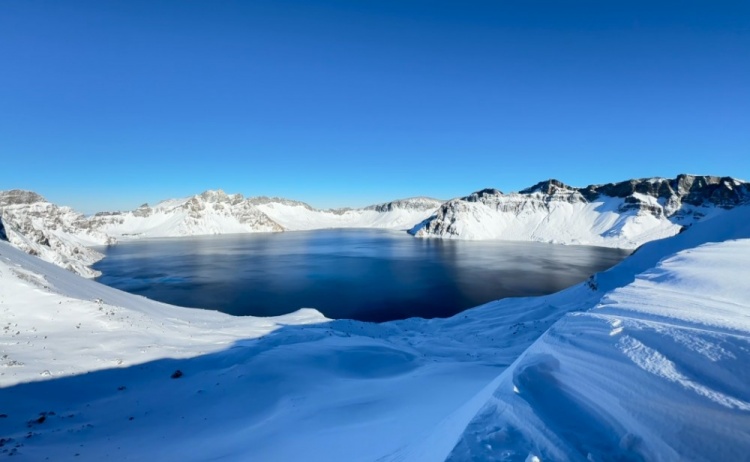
[364,197,443,213]
[0,215,7,241]
[4,176,748,275]
[248,196,315,211]
[411,175,750,248]
[0,190,111,278]
[0,190,46,206]
[86,189,285,238]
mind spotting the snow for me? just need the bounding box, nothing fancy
[254,200,441,231]
[412,175,749,249]
[411,194,706,249]
[90,193,443,240]
[1,198,749,459]
[0,197,111,278]
[446,206,750,461]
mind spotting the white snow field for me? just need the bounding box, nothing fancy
[1,203,749,459]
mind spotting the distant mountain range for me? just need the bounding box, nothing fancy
[411,174,750,247]
[1,174,748,277]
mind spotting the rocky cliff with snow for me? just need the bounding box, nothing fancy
[2,175,749,277]
[87,189,285,239]
[253,196,444,230]
[0,190,113,278]
[86,191,444,238]
[0,189,444,276]
[410,175,750,248]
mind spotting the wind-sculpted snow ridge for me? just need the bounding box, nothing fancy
[442,206,750,462]
[0,201,748,460]
[0,190,113,278]
[411,174,750,249]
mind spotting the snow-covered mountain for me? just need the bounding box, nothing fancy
[87,190,285,239]
[411,175,750,248]
[88,191,443,238]
[253,196,444,231]
[0,189,443,276]
[1,198,748,460]
[0,190,112,278]
[2,175,749,278]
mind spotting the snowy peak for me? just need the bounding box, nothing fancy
[197,189,236,203]
[412,175,750,248]
[0,189,46,206]
[518,179,574,195]
[583,174,750,207]
[0,189,111,278]
[364,197,443,213]
[461,188,503,202]
[86,191,443,240]
[1,189,444,276]
[4,175,749,277]
[248,196,315,211]
[88,189,285,239]
[252,196,443,231]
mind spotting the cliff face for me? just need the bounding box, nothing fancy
[0,190,111,278]
[3,175,748,276]
[0,189,444,275]
[411,175,750,248]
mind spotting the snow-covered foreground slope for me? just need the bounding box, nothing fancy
[0,237,529,461]
[446,209,750,461]
[1,205,749,459]
[412,175,750,249]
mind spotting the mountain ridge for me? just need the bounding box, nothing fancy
[3,174,749,277]
[411,174,750,247]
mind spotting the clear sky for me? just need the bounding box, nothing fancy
[1,0,748,213]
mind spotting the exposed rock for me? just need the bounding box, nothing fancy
[519,179,573,195]
[248,196,315,211]
[365,197,443,213]
[412,174,750,248]
[0,190,109,278]
[0,190,46,206]
[463,188,503,203]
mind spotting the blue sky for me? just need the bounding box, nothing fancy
[1,0,748,213]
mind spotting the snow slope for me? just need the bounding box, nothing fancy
[1,203,749,459]
[445,207,750,461]
[412,175,750,249]
[0,240,503,461]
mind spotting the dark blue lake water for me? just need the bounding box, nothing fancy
[93,229,630,322]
